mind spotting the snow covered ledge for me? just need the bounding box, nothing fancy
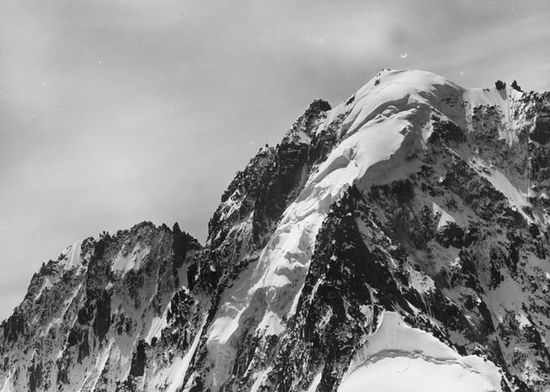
[337,312,503,392]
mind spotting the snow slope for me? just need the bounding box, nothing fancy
[340,312,502,392]
[204,70,441,387]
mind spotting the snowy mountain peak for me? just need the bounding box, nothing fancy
[356,68,460,99]
[344,69,530,140]
[2,70,550,392]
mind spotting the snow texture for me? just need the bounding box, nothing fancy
[340,312,502,392]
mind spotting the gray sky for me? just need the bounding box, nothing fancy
[1,0,549,321]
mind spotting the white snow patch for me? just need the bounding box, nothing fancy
[60,240,83,270]
[208,313,244,346]
[112,245,151,276]
[257,310,285,336]
[166,320,205,392]
[516,312,531,328]
[432,202,456,229]
[83,340,114,392]
[218,190,243,221]
[479,168,530,216]
[250,367,272,392]
[144,309,169,344]
[305,372,323,392]
[408,269,435,294]
[463,85,523,134]
[339,356,497,392]
[340,312,502,392]
[293,129,311,144]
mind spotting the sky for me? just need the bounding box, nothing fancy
[1,0,550,321]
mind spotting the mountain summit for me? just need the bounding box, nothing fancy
[2,69,550,392]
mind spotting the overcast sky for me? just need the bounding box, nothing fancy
[1,0,549,321]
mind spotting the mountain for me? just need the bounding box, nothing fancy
[2,69,550,392]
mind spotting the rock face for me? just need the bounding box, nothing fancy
[2,69,550,392]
